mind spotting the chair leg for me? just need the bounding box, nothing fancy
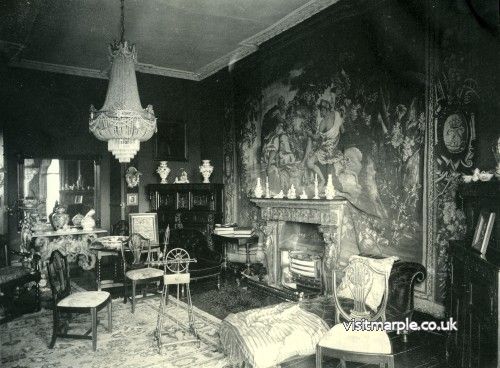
[49,308,58,349]
[123,279,128,304]
[107,300,113,332]
[91,307,97,351]
[388,356,395,368]
[131,281,136,313]
[315,346,321,368]
[340,360,347,368]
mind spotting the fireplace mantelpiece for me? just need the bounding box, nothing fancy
[251,198,349,292]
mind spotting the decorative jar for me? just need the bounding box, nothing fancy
[51,206,69,231]
[156,161,170,184]
[199,160,214,183]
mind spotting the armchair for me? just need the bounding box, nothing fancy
[0,241,41,324]
[167,228,221,288]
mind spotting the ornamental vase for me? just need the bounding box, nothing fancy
[199,160,214,183]
[156,161,171,184]
[51,206,69,231]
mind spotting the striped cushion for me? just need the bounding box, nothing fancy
[58,291,110,308]
[219,302,329,368]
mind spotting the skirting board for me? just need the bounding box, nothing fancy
[415,297,445,318]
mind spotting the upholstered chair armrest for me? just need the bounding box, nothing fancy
[386,261,426,321]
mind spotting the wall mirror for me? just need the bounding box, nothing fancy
[18,156,101,226]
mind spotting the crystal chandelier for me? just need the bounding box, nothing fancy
[89,0,156,163]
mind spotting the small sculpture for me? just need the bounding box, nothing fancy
[273,190,284,199]
[313,174,320,199]
[254,178,264,198]
[325,174,336,200]
[174,169,190,183]
[157,161,171,184]
[265,177,271,198]
[199,159,214,183]
[287,184,297,199]
[299,189,308,199]
[81,209,96,231]
[125,166,142,188]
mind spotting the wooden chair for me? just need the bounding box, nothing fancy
[316,257,394,368]
[47,250,112,351]
[122,233,164,313]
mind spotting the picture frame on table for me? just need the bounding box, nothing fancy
[126,193,138,206]
[472,211,496,256]
[129,212,159,244]
[154,120,188,161]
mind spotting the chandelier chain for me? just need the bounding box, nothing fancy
[120,0,125,43]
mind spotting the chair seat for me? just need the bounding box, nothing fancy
[57,291,110,308]
[126,267,164,281]
[318,323,392,354]
[0,266,32,285]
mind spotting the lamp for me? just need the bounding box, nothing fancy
[89,0,156,163]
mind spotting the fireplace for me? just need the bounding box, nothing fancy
[250,198,350,299]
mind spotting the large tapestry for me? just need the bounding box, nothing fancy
[234,8,426,264]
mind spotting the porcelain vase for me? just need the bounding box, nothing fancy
[199,160,214,183]
[51,206,69,231]
[156,161,171,184]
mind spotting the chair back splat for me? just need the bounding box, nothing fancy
[333,257,389,323]
[46,250,71,304]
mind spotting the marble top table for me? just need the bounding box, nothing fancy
[32,228,108,270]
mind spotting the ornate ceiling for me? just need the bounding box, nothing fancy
[0,0,340,81]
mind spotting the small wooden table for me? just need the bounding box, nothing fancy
[212,233,259,275]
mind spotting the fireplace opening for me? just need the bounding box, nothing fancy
[277,222,325,297]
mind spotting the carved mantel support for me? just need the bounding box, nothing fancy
[251,198,348,291]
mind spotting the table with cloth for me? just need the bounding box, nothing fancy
[219,302,329,368]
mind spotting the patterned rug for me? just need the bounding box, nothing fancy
[0,294,230,368]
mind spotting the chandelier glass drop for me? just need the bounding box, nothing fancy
[89,0,156,163]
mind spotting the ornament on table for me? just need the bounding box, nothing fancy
[299,189,308,199]
[313,174,320,199]
[254,178,264,198]
[287,184,297,199]
[265,177,271,198]
[471,168,480,182]
[156,161,171,184]
[325,174,336,200]
[51,205,69,231]
[273,190,284,199]
[174,169,190,183]
[125,166,142,188]
[494,135,500,178]
[72,213,84,227]
[199,159,214,183]
[81,209,96,230]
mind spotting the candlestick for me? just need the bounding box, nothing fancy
[254,177,263,198]
[265,176,271,198]
[313,175,320,199]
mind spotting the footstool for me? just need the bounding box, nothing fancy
[219,302,329,368]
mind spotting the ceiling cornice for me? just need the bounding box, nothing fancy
[6,0,341,81]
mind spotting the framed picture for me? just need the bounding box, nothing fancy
[74,195,83,204]
[126,193,138,206]
[472,211,496,255]
[154,121,187,161]
[129,212,158,244]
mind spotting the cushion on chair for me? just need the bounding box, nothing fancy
[318,323,392,354]
[57,291,110,308]
[126,267,164,280]
[0,266,31,285]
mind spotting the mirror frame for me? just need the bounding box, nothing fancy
[17,154,101,226]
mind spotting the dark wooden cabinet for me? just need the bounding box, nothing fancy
[146,183,223,246]
[448,243,499,368]
[447,181,500,368]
